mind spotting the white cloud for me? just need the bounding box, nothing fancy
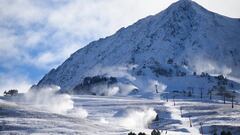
[0,0,239,91]
[24,31,46,47]
[0,28,19,57]
[27,43,81,69]
[0,72,32,96]
[1,0,239,71]
[36,52,56,65]
[47,0,177,38]
[0,0,47,26]
[194,0,240,18]
[0,0,178,71]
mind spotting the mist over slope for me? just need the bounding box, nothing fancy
[36,0,240,95]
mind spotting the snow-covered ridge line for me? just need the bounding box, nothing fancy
[35,0,240,96]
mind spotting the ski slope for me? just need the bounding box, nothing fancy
[1,94,239,135]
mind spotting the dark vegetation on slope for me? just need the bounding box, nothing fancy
[72,75,117,95]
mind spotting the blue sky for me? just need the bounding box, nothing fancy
[0,0,239,94]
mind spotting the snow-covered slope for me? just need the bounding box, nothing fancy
[1,95,240,135]
[36,0,240,95]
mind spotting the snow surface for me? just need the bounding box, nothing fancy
[2,0,240,135]
[1,94,240,135]
[36,0,240,95]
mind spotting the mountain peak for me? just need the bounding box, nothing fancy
[169,0,195,11]
[178,0,192,3]
[165,0,209,15]
[178,0,193,4]
[36,0,240,92]
[179,0,192,2]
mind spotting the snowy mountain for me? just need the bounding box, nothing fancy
[35,0,240,96]
[2,1,240,135]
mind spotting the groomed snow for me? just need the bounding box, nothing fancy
[1,94,240,135]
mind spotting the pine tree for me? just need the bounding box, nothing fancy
[226,131,232,135]
[128,132,136,135]
[138,132,146,135]
[151,129,161,135]
[221,130,226,135]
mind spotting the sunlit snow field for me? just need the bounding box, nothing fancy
[1,93,240,135]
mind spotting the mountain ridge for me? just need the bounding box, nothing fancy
[35,0,240,95]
